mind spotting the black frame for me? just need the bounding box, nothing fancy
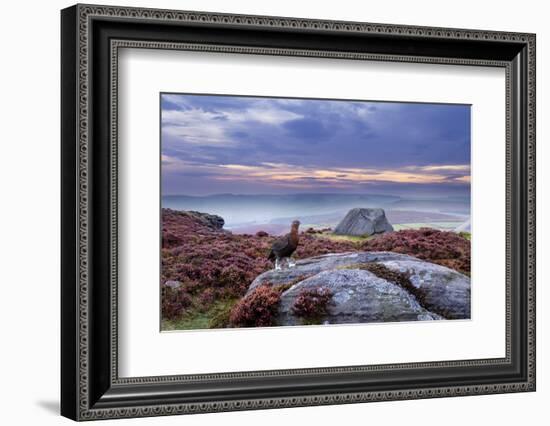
[61,4,536,421]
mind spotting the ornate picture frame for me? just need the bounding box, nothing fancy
[61,4,536,421]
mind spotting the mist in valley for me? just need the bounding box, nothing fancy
[162,192,470,235]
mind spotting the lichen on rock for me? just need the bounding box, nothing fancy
[245,251,470,326]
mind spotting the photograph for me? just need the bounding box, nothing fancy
[160,93,472,331]
[58,3,536,420]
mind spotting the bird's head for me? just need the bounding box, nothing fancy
[291,220,301,231]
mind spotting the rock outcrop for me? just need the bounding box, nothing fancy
[162,209,226,248]
[376,259,470,319]
[248,252,414,294]
[333,208,393,237]
[247,252,470,325]
[185,210,225,230]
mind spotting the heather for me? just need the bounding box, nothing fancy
[161,210,470,329]
[361,228,470,275]
[229,284,282,327]
[161,286,192,320]
[348,262,428,308]
[291,287,333,325]
[161,209,356,328]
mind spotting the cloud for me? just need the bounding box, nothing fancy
[161,97,303,151]
[224,107,302,124]
[165,161,469,189]
[160,94,471,194]
[162,109,231,146]
[414,164,470,172]
[454,175,471,183]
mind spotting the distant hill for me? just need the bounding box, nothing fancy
[388,198,470,215]
[162,193,401,227]
[269,209,465,226]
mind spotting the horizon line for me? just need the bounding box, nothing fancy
[162,191,471,198]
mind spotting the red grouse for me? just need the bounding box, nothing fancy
[268,220,300,270]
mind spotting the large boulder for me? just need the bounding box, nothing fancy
[278,269,442,325]
[246,251,470,325]
[248,251,416,294]
[334,208,393,237]
[375,259,470,319]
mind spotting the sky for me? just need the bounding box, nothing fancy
[161,93,471,197]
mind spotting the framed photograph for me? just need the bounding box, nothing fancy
[61,4,536,421]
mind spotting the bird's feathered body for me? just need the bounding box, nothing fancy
[268,233,299,260]
[268,221,300,268]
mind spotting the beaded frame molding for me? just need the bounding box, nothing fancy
[61,4,536,421]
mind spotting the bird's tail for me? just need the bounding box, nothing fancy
[267,250,275,261]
